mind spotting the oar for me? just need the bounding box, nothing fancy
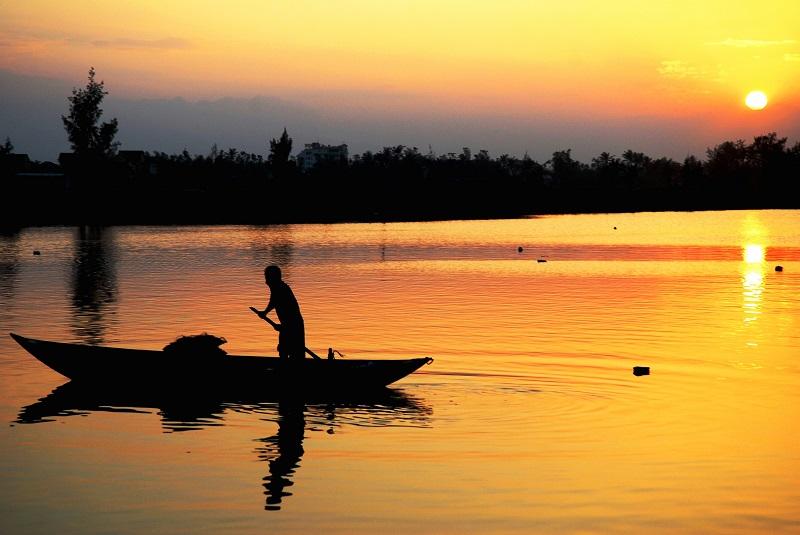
[249,307,322,360]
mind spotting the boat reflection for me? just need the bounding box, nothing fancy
[16,381,432,511]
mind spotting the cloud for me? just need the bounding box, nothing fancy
[3,29,190,50]
[657,60,705,79]
[707,39,796,48]
[90,37,191,50]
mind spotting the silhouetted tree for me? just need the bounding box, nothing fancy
[748,132,788,191]
[269,128,293,170]
[590,152,623,190]
[706,139,748,192]
[548,149,583,187]
[62,67,119,157]
[620,150,652,190]
[680,154,704,190]
[748,132,786,167]
[0,137,13,155]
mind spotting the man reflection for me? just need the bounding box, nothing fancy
[71,226,118,344]
[256,400,306,511]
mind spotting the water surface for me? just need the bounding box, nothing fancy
[1,210,799,533]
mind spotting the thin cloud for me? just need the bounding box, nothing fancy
[91,37,191,50]
[658,60,705,79]
[3,29,190,50]
[658,60,729,84]
[707,39,796,48]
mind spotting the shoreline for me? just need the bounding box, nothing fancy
[5,203,797,229]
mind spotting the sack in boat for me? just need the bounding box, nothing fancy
[163,333,228,358]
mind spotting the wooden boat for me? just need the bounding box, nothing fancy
[9,333,433,392]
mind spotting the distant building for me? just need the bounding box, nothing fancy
[296,142,348,172]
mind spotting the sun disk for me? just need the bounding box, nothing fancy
[745,91,768,110]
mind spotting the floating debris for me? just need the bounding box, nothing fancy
[537,258,547,263]
[775,265,784,272]
[518,246,523,253]
[32,250,41,256]
[633,366,650,376]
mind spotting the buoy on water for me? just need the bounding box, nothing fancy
[633,366,650,376]
[32,250,41,256]
[775,265,783,272]
[518,246,523,253]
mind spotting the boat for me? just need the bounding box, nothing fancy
[9,333,433,393]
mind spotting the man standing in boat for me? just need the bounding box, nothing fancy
[256,265,306,360]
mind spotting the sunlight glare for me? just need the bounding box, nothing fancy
[745,91,768,110]
[744,244,765,263]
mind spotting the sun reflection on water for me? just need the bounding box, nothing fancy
[741,244,765,347]
[744,244,765,264]
[740,213,768,340]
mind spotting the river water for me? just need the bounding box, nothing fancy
[1,210,799,534]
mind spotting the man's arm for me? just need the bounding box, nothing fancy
[250,306,281,331]
[263,293,275,315]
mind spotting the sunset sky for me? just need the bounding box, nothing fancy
[1,0,799,162]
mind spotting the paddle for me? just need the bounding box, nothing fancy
[249,306,322,360]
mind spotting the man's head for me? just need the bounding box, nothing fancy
[264,265,282,286]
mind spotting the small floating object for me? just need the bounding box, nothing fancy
[775,265,783,272]
[537,258,547,263]
[518,246,523,253]
[32,250,41,256]
[613,226,617,230]
[633,366,650,376]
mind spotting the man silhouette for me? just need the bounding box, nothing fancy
[256,265,306,360]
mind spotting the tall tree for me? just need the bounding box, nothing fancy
[0,137,13,155]
[62,67,119,157]
[269,128,293,168]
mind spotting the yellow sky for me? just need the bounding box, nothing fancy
[1,1,799,128]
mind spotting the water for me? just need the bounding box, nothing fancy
[1,210,799,534]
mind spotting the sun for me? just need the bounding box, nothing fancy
[745,90,768,110]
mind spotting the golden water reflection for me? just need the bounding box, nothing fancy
[3,211,800,533]
[743,243,765,264]
[741,244,765,351]
[740,213,767,344]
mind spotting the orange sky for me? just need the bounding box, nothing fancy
[1,0,799,160]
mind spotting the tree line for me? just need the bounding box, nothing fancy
[1,68,798,225]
